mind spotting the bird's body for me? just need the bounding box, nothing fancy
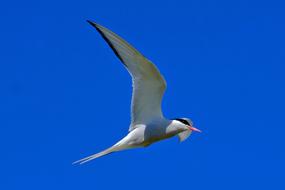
[74,21,201,164]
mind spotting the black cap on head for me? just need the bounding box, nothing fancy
[173,118,190,125]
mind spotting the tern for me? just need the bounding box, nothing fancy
[74,21,201,164]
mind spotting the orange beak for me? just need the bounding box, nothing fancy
[188,126,202,133]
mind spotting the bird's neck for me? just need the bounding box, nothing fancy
[165,120,185,136]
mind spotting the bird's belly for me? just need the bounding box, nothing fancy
[144,129,175,146]
[126,124,173,147]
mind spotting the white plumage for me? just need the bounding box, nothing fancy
[73,21,201,164]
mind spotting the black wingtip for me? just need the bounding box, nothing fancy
[86,20,102,32]
[86,20,96,27]
[85,20,127,66]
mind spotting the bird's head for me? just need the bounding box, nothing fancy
[171,118,201,142]
[174,118,201,132]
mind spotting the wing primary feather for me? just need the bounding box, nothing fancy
[86,20,127,67]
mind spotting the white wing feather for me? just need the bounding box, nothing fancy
[88,21,167,131]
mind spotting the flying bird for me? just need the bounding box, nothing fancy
[74,21,201,164]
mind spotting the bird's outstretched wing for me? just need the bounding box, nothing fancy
[87,21,166,131]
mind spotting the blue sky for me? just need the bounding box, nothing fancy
[1,0,285,189]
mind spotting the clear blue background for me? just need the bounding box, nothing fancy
[1,0,284,189]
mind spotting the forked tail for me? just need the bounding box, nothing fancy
[73,146,121,165]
